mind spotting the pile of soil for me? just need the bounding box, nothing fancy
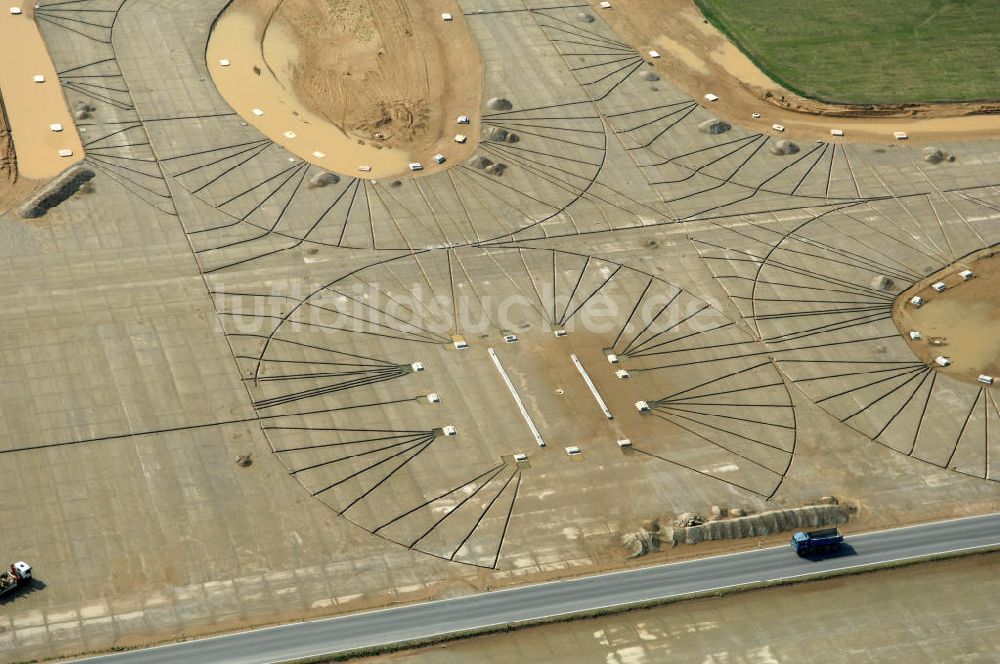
[240,0,481,157]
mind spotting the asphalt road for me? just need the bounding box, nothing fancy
[76,514,1000,664]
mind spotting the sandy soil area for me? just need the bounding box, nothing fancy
[592,0,1000,144]
[895,250,1000,383]
[0,94,42,216]
[209,0,482,178]
[0,2,82,179]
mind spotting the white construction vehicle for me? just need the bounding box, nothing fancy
[0,561,31,597]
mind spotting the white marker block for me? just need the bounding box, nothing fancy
[252,108,264,116]
[830,128,845,137]
[454,134,467,143]
[312,151,326,159]
[894,131,908,140]
[219,59,231,67]
[58,149,73,157]
[457,115,470,124]
[772,124,785,132]
[513,453,528,462]
[441,12,453,21]
[599,1,612,8]
[9,7,22,15]
[358,164,372,172]
[33,74,45,83]
[283,131,297,139]
[49,123,63,132]
[704,93,719,102]
[648,50,660,59]
[935,356,951,367]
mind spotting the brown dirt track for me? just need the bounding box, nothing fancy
[592,0,1000,144]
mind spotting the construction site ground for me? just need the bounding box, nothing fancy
[1,1,999,662]
[207,0,481,178]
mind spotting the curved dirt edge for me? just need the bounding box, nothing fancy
[0,91,45,217]
[593,0,1000,144]
[892,244,1000,385]
[207,0,483,179]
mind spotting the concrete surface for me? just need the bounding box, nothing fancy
[0,0,997,661]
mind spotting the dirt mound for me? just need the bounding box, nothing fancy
[483,126,519,143]
[309,171,340,187]
[871,275,895,291]
[487,97,513,111]
[227,0,482,168]
[624,501,850,556]
[353,99,429,145]
[18,164,94,218]
[468,154,493,170]
[698,118,730,134]
[923,147,946,163]
[769,139,799,155]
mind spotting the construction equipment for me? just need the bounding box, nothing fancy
[791,528,843,556]
[0,561,32,597]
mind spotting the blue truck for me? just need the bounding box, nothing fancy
[791,528,844,556]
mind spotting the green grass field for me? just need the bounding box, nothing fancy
[696,0,1000,104]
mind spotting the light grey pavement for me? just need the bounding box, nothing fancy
[3,1,999,662]
[75,513,1000,664]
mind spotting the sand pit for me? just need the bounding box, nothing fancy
[591,0,1000,144]
[208,0,482,179]
[894,250,1000,383]
[0,3,82,179]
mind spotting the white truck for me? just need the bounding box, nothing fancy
[0,561,32,597]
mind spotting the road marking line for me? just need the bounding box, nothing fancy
[488,347,545,447]
[571,353,613,419]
